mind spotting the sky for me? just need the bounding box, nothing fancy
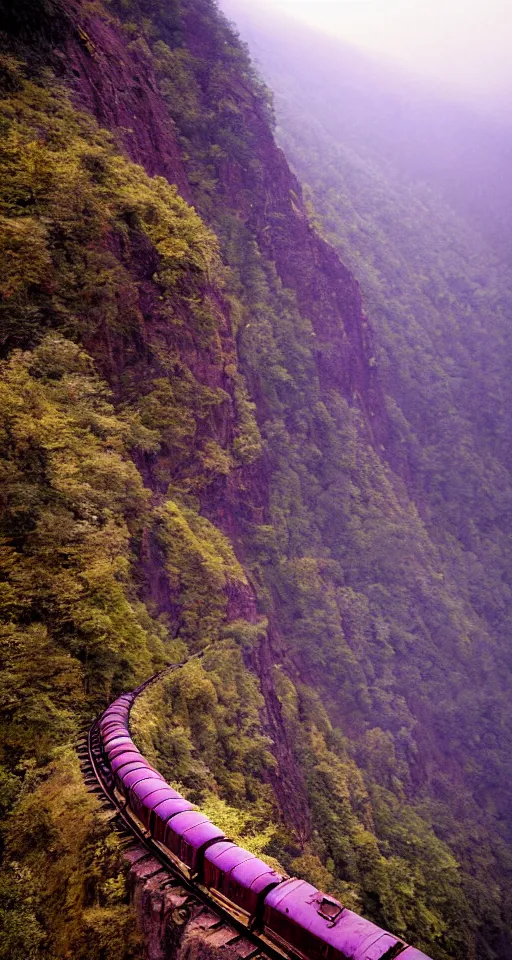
[224,0,512,101]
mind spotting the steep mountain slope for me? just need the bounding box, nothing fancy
[1,2,512,960]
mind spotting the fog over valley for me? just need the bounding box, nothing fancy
[223,0,512,108]
[222,0,512,254]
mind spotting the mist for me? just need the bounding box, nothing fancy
[220,0,512,254]
[222,0,512,105]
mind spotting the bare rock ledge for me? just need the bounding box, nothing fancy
[126,846,262,960]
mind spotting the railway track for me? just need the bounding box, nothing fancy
[78,667,278,960]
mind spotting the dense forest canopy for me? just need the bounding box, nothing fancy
[1,1,512,959]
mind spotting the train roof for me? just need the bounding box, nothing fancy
[110,754,146,773]
[103,704,129,717]
[131,779,177,802]
[103,728,131,744]
[101,706,129,717]
[140,783,184,805]
[230,856,283,893]
[108,743,141,761]
[205,841,256,873]
[100,715,128,730]
[152,796,193,820]
[168,811,225,848]
[399,950,432,959]
[101,718,128,732]
[264,879,406,960]
[105,737,133,755]
[122,767,165,790]
[102,729,129,745]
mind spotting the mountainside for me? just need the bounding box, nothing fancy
[1,2,512,960]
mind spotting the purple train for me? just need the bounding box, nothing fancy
[99,694,432,960]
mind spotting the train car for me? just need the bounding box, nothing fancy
[161,810,225,879]
[102,732,130,754]
[120,766,164,795]
[101,728,127,743]
[100,724,128,740]
[104,735,132,752]
[105,737,134,756]
[399,951,432,959]
[100,713,128,726]
[149,793,194,842]
[103,727,130,744]
[102,721,128,737]
[100,711,129,729]
[110,749,144,770]
[108,743,142,763]
[100,714,127,728]
[261,879,407,960]
[112,759,150,791]
[129,779,178,829]
[203,841,284,926]
[111,756,146,777]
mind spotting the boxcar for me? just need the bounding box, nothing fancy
[262,879,406,960]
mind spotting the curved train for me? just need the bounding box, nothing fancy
[97,686,432,960]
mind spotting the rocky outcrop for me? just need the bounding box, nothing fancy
[57,2,191,199]
[53,1,385,443]
[127,847,260,960]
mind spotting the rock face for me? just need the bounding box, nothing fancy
[56,2,191,199]
[56,1,384,439]
[127,847,259,960]
[37,0,384,848]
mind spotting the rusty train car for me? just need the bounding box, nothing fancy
[98,692,432,960]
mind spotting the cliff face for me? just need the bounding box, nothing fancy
[58,2,191,199]
[128,846,259,960]
[46,0,384,849]
[55,0,382,435]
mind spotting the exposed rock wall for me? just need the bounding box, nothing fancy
[57,1,384,440]
[127,847,260,960]
[58,1,191,199]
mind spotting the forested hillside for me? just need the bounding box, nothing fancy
[1,2,512,959]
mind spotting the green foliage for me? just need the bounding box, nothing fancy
[0,749,141,960]
[0,335,164,724]
[131,643,280,855]
[153,501,246,647]
[0,72,220,351]
[0,62,261,486]
[0,47,262,960]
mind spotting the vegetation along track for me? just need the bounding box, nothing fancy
[80,656,430,960]
[80,658,274,960]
